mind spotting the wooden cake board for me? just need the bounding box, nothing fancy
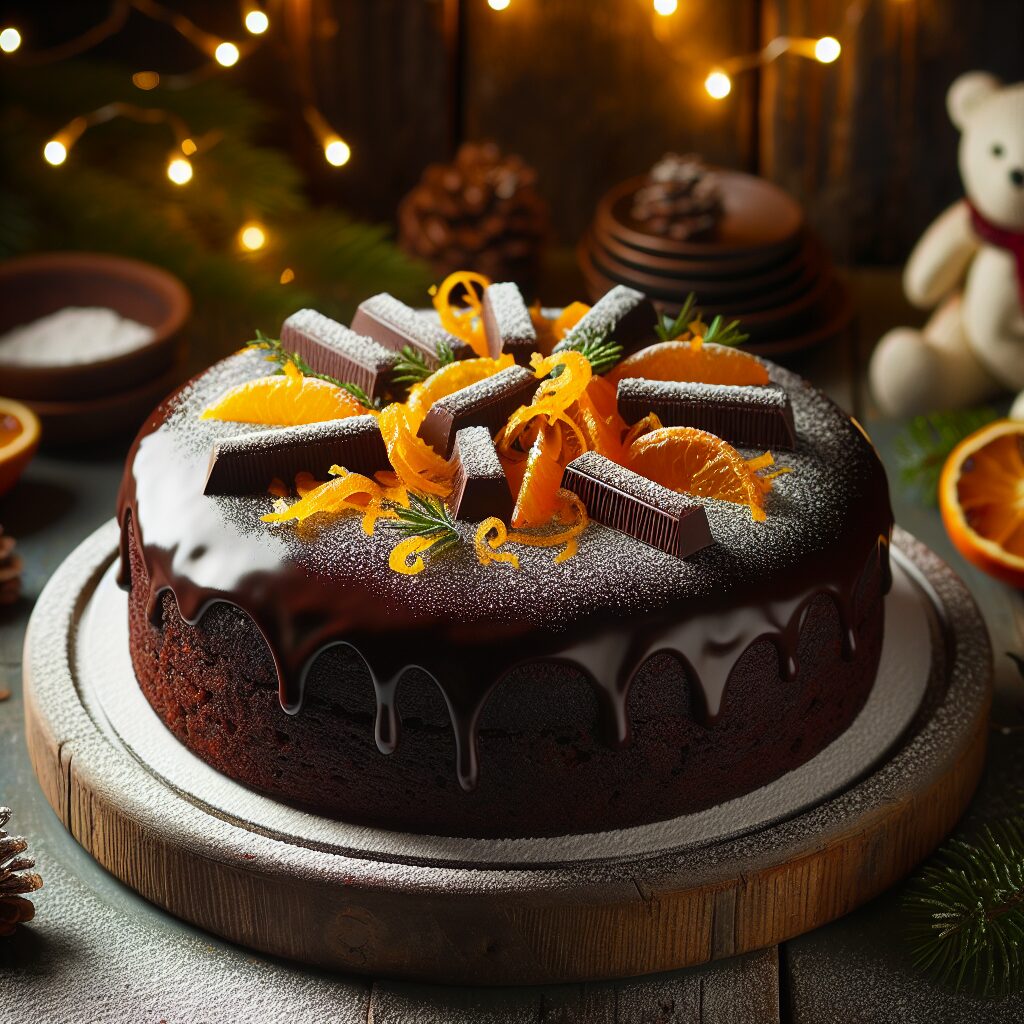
[23,523,991,986]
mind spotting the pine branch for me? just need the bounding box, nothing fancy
[391,342,456,385]
[904,817,1024,996]
[895,407,998,506]
[245,330,380,409]
[701,314,749,348]
[655,293,699,342]
[378,493,461,555]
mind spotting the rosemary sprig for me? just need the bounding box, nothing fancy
[379,493,461,555]
[895,407,997,506]
[554,325,624,376]
[245,330,381,410]
[904,817,1024,996]
[654,293,747,347]
[655,292,699,342]
[390,341,457,386]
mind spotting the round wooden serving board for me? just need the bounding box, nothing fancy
[23,524,991,986]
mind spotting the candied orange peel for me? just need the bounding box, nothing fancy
[378,402,454,497]
[388,536,435,576]
[262,467,383,524]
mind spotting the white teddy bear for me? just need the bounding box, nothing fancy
[870,72,1024,419]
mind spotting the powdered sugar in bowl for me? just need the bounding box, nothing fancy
[0,252,190,403]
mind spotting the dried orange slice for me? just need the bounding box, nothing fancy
[628,426,777,521]
[405,353,513,427]
[512,422,566,528]
[202,362,365,426]
[609,341,769,387]
[939,419,1024,587]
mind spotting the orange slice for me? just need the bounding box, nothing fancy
[0,397,41,498]
[512,422,566,528]
[570,375,627,463]
[628,426,777,521]
[939,419,1024,587]
[202,362,365,426]
[405,353,513,428]
[609,340,769,387]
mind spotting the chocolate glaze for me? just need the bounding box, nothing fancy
[117,352,893,793]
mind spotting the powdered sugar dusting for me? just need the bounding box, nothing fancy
[357,293,466,357]
[484,282,536,344]
[439,365,534,416]
[282,308,397,372]
[557,284,646,350]
[618,378,789,409]
[454,426,504,480]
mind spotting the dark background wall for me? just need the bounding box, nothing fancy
[7,0,1024,265]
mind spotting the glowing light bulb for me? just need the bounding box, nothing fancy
[43,140,67,166]
[653,0,678,15]
[324,137,351,167]
[239,222,267,251]
[279,267,295,284]
[814,36,841,63]
[488,0,511,9]
[132,70,160,90]
[704,70,732,100]
[0,27,21,53]
[214,42,240,67]
[167,157,193,185]
[244,10,269,35]
[180,137,197,156]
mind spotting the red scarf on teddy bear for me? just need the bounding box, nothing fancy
[968,201,1024,305]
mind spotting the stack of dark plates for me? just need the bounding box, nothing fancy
[578,169,852,356]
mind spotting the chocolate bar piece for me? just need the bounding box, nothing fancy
[350,293,474,368]
[617,379,796,449]
[281,309,397,401]
[204,416,388,496]
[448,426,514,522]
[482,282,537,364]
[553,285,656,355]
[561,451,714,559]
[417,365,536,457]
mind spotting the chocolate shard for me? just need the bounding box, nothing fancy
[448,426,514,522]
[350,293,474,369]
[417,365,536,457]
[617,378,797,450]
[553,284,657,355]
[561,451,714,560]
[482,281,537,364]
[204,416,388,496]
[281,309,397,401]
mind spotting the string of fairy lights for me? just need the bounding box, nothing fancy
[0,1,352,256]
[485,0,847,99]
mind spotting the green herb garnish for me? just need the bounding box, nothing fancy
[391,341,457,386]
[700,314,749,348]
[654,293,747,347]
[379,493,461,556]
[554,326,624,376]
[245,329,381,410]
[895,407,997,505]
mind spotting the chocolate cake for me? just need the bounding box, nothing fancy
[117,281,892,839]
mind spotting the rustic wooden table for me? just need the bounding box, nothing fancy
[1,269,1022,1022]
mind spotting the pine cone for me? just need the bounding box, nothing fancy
[398,141,549,290]
[0,526,21,606]
[630,153,723,242]
[0,807,43,937]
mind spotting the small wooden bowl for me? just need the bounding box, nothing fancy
[0,252,190,402]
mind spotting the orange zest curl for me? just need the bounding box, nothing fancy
[377,402,454,497]
[474,518,520,570]
[432,271,492,358]
[388,536,435,576]
[506,490,589,564]
[261,468,383,525]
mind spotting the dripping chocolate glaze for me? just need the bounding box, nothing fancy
[117,351,893,792]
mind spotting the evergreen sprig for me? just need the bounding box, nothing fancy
[379,493,461,555]
[245,330,379,409]
[554,325,624,376]
[701,314,749,348]
[895,407,998,505]
[904,817,1024,996]
[390,341,456,386]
